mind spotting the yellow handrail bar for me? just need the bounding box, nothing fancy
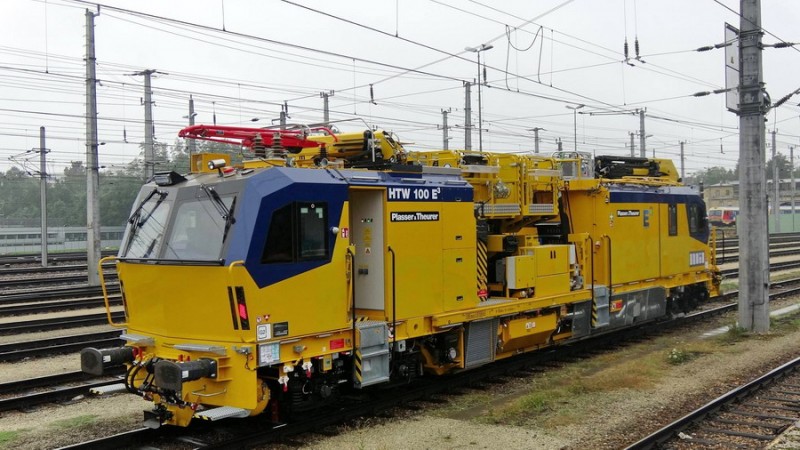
[98,255,126,328]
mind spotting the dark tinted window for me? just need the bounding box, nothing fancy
[298,203,328,260]
[668,204,678,236]
[262,204,293,263]
[688,203,703,234]
[262,202,328,264]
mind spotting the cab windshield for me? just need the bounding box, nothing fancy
[122,189,171,259]
[162,196,234,261]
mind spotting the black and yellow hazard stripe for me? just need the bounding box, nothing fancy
[591,300,598,327]
[354,349,363,385]
[477,238,488,298]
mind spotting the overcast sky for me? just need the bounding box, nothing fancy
[2,0,799,177]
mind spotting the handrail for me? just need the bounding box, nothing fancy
[347,247,357,352]
[603,235,612,296]
[387,246,397,359]
[227,260,245,286]
[98,256,126,328]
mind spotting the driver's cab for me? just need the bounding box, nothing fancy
[551,151,593,180]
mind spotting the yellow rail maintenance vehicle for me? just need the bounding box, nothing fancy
[81,124,720,428]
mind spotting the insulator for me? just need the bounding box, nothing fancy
[624,39,629,59]
[318,143,328,165]
[370,84,376,105]
[482,65,487,85]
[252,133,266,158]
[635,38,640,58]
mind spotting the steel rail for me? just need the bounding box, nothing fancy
[0,368,125,395]
[0,296,121,317]
[0,377,125,412]
[0,273,117,289]
[0,285,119,304]
[625,356,800,449]
[0,330,123,362]
[0,311,124,335]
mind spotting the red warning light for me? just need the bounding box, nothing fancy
[238,303,248,320]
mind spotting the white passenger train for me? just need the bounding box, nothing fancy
[0,226,124,254]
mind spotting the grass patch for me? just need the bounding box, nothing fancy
[770,271,800,282]
[0,431,21,446]
[666,347,701,365]
[716,323,750,344]
[771,315,800,334]
[719,280,738,292]
[484,350,670,426]
[51,415,98,430]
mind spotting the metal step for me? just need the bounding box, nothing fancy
[89,382,128,395]
[194,406,249,421]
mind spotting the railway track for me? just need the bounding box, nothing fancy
[0,330,123,362]
[53,297,790,449]
[0,240,791,448]
[0,294,121,317]
[54,303,740,449]
[0,273,117,289]
[0,373,126,414]
[0,251,116,267]
[0,285,118,304]
[628,357,800,449]
[0,311,124,335]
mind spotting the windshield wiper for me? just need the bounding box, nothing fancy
[123,188,167,255]
[127,189,167,226]
[200,184,237,232]
[223,197,237,243]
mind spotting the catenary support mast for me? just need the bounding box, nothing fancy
[85,9,101,286]
[39,126,48,268]
[738,0,770,332]
[464,81,472,150]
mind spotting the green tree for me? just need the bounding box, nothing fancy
[49,161,87,226]
[688,166,736,187]
[766,153,792,179]
[99,170,142,227]
[0,167,40,225]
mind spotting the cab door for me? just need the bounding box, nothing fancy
[350,189,386,314]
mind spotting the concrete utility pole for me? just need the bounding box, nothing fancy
[464,81,472,150]
[133,69,157,180]
[320,90,334,124]
[39,126,48,268]
[630,132,636,157]
[737,0,769,333]
[772,130,781,232]
[85,9,101,286]
[638,109,646,158]
[187,95,196,162]
[465,44,493,152]
[530,127,544,154]
[791,146,796,231]
[680,141,685,181]
[566,104,584,152]
[441,109,450,150]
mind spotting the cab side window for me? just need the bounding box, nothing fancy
[263,204,293,263]
[668,204,678,236]
[262,202,328,263]
[688,203,705,234]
